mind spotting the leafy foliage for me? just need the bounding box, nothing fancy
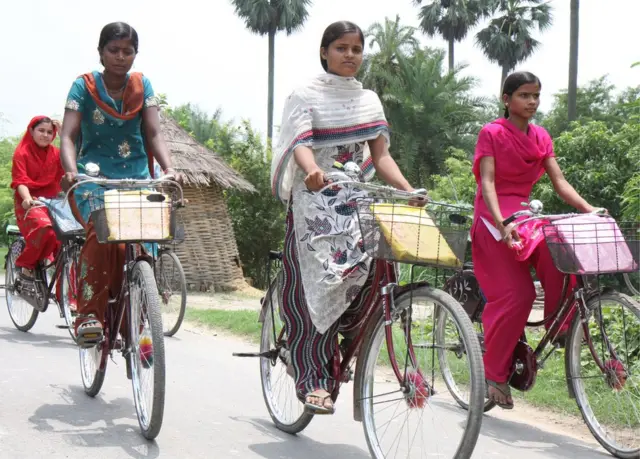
[429,148,476,205]
[533,121,640,220]
[230,0,311,35]
[475,0,553,86]
[413,0,494,70]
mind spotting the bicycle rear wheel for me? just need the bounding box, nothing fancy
[129,260,166,440]
[155,250,187,337]
[260,271,313,434]
[358,286,484,459]
[566,291,640,458]
[623,272,639,298]
[5,240,38,332]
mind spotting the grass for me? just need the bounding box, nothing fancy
[185,308,262,342]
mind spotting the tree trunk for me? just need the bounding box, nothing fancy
[267,28,276,144]
[500,66,509,96]
[448,38,454,72]
[568,0,580,122]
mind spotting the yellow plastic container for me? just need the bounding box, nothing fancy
[370,203,462,267]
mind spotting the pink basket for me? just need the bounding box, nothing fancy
[543,215,638,275]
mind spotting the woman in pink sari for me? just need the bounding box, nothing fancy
[472,72,595,409]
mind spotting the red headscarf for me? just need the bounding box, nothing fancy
[10,116,64,201]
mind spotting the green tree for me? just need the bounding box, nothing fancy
[360,15,420,95]
[538,77,640,138]
[379,48,486,185]
[429,148,476,204]
[534,121,640,220]
[475,0,553,93]
[230,0,312,142]
[567,0,580,121]
[414,0,494,72]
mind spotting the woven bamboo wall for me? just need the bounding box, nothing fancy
[172,185,244,291]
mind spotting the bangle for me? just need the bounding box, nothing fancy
[163,167,176,174]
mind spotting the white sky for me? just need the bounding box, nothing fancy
[0,0,638,139]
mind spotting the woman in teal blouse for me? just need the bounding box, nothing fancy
[60,22,180,348]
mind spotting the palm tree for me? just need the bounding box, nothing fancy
[360,16,420,94]
[231,0,312,142]
[567,0,580,121]
[414,0,495,72]
[475,0,553,93]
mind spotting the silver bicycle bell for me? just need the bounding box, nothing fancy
[85,162,101,177]
[529,199,543,214]
[342,161,363,182]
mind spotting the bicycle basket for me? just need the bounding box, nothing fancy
[41,198,84,241]
[356,199,471,268]
[543,215,639,275]
[90,189,177,244]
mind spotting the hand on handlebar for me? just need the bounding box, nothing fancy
[497,221,521,249]
[61,172,78,192]
[21,198,36,210]
[304,168,326,192]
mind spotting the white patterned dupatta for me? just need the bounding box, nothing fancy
[270,73,390,204]
[271,73,392,334]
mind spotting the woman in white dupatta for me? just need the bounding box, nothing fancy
[271,21,421,414]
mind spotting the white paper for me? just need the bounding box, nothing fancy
[481,217,503,241]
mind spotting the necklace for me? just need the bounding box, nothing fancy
[101,74,126,95]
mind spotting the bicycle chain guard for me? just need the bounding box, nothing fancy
[509,340,538,392]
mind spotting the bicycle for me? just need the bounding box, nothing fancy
[442,200,640,459]
[3,197,84,340]
[153,242,187,337]
[235,180,485,458]
[67,164,184,440]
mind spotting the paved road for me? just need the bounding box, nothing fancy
[0,296,609,459]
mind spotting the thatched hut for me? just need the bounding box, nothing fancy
[160,113,255,291]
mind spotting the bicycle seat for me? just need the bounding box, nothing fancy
[269,251,283,261]
[463,261,474,270]
[6,225,21,236]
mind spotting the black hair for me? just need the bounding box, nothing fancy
[320,21,365,71]
[98,22,139,66]
[501,71,542,118]
[32,117,52,129]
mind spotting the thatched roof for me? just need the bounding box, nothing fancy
[160,113,255,192]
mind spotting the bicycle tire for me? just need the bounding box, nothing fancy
[155,250,187,337]
[260,272,314,434]
[79,340,107,397]
[623,272,640,297]
[357,286,484,459]
[5,241,39,332]
[61,244,80,342]
[566,291,640,458]
[435,304,496,413]
[129,260,166,440]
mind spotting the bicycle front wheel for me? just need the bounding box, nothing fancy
[566,291,640,458]
[129,260,166,440]
[5,240,38,332]
[155,250,187,337]
[358,286,484,459]
[61,244,80,342]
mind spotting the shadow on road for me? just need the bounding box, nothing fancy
[480,413,608,459]
[28,385,160,459]
[0,326,75,349]
[230,416,371,459]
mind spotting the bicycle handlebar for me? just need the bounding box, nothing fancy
[501,200,608,230]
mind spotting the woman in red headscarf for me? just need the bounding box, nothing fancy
[10,116,65,279]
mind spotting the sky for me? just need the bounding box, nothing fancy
[0,0,638,140]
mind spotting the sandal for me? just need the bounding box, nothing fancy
[486,379,514,410]
[76,317,104,349]
[304,389,335,415]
